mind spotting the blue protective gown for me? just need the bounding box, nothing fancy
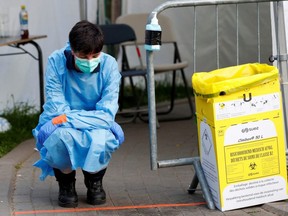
[32,43,122,181]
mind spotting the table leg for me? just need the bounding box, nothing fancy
[25,40,44,112]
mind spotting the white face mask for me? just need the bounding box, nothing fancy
[75,55,101,73]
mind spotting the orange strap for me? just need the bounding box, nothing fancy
[52,114,67,125]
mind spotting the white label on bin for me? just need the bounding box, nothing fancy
[223,176,288,211]
[220,119,288,211]
[224,120,278,183]
[215,93,280,120]
[200,121,221,208]
[224,119,276,146]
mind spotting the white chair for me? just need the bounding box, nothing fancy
[116,13,194,121]
[100,24,147,123]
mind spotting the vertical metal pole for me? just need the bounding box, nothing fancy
[274,1,288,148]
[216,5,219,69]
[257,3,261,62]
[146,50,158,170]
[236,4,239,65]
[193,7,197,72]
[97,0,106,25]
[79,0,88,20]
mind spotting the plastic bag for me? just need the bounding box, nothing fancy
[192,63,279,98]
[0,117,11,133]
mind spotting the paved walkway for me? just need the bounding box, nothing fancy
[0,102,288,215]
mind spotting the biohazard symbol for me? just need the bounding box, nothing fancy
[249,162,257,170]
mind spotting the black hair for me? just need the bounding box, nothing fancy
[69,20,104,54]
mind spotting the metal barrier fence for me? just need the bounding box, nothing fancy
[145,0,288,209]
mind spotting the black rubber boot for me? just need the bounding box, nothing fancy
[53,168,78,208]
[82,169,106,205]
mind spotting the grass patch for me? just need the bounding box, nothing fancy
[0,103,39,158]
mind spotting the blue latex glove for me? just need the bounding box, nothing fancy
[37,120,59,145]
[111,122,124,144]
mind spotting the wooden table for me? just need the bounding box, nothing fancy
[0,35,47,112]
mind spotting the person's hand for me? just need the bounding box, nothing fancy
[111,122,124,144]
[37,121,59,145]
[37,114,67,145]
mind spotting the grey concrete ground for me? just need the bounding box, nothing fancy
[0,101,288,216]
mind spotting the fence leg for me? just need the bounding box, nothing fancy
[187,173,199,194]
[192,159,215,210]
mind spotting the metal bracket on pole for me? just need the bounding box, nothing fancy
[269,54,288,62]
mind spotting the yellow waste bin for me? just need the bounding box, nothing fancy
[192,63,288,211]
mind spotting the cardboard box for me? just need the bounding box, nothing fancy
[195,77,288,211]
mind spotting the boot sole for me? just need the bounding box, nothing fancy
[58,201,78,208]
[87,199,106,205]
